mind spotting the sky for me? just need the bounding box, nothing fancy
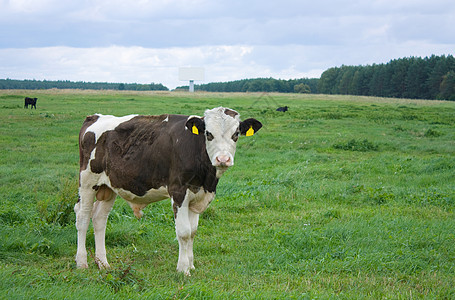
[1,0,454,89]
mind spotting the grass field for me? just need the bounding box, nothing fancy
[1,90,454,299]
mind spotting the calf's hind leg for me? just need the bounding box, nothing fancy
[92,185,116,269]
[74,186,96,269]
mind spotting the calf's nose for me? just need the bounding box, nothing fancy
[216,155,232,167]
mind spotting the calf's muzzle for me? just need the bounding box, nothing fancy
[215,155,232,167]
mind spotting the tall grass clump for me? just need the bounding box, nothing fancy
[37,178,78,226]
[333,138,379,151]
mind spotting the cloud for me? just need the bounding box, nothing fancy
[2,0,454,48]
[0,44,338,89]
[0,45,260,88]
[1,0,454,88]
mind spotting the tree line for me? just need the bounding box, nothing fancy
[176,78,319,94]
[318,55,455,100]
[0,79,168,91]
[2,55,454,100]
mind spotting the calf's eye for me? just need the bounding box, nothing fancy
[206,131,214,141]
[232,131,240,142]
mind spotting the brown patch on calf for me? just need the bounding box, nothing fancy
[79,132,95,171]
[173,202,179,219]
[79,115,99,171]
[90,132,107,174]
[224,108,239,118]
[93,115,177,196]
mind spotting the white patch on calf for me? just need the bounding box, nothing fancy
[189,188,215,214]
[117,186,169,203]
[86,114,138,143]
[79,168,103,189]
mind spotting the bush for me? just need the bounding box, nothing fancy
[37,178,78,226]
[424,128,443,137]
[294,83,311,93]
[0,210,25,225]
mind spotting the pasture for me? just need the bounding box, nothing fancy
[1,90,454,299]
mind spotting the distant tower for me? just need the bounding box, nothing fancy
[179,67,205,92]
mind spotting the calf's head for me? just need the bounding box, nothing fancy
[186,107,262,170]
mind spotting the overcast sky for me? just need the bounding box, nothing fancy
[1,0,454,89]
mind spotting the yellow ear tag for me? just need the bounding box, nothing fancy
[246,126,254,137]
[192,125,199,135]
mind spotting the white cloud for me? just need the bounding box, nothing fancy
[0,46,267,89]
[0,44,335,89]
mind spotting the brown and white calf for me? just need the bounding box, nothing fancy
[75,107,262,275]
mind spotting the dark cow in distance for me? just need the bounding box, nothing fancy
[276,106,288,112]
[75,107,262,275]
[24,97,37,109]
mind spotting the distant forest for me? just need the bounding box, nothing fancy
[318,55,455,100]
[0,79,168,91]
[177,78,319,94]
[1,55,454,100]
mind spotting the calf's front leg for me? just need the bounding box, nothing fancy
[173,194,193,275]
[187,209,200,270]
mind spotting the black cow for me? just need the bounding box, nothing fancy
[75,107,262,275]
[24,97,37,109]
[276,106,288,112]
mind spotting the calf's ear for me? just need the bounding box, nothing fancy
[239,118,262,136]
[185,117,206,135]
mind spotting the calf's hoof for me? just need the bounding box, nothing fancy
[76,262,89,269]
[95,258,111,269]
[177,266,192,276]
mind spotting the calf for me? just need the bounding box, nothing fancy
[24,97,37,109]
[75,107,262,274]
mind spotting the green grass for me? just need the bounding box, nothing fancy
[1,90,454,299]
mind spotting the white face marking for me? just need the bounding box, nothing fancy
[203,107,240,168]
[86,114,138,143]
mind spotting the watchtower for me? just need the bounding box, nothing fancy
[179,67,205,92]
